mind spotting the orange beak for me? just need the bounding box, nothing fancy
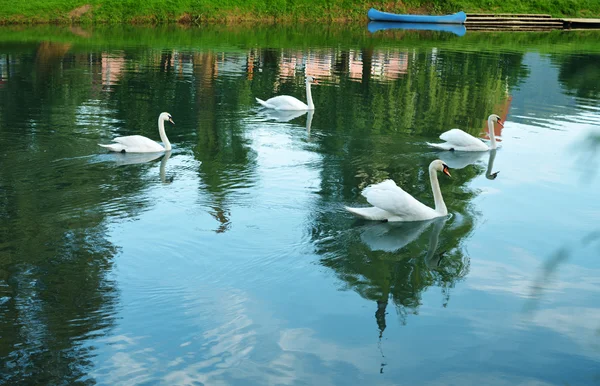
[443,166,451,177]
[497,119,504,128]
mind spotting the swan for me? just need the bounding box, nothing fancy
[99,112,175,153]
[428,114,503,152]
[345,159,451,222]
[255,76,318,111]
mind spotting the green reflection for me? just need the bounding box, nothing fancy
[0,24,598,384]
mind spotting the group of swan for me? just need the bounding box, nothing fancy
[98,77,316,154]
[98,77,504,224]
[346,114,504,222]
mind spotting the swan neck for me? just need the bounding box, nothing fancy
[306,82,314,110]
[158,117,171,151]
[488,116,497,149]
[429,165,447,215]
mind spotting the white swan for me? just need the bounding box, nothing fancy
[345,159,451,222]
[255,76,317,111]
[428,114,503,152]
[99,112,174,153]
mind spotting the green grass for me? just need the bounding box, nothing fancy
[0,0,599,24]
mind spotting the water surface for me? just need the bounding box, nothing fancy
[0,25,599,385]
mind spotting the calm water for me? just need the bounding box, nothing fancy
[1,25,599,385]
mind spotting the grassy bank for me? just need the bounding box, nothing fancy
[0,0,599,25]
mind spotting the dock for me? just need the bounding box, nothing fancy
[562,18,600,29]
[465,13,600,31]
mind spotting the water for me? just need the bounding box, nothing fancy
[0,25,599,385]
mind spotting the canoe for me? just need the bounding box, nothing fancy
[367,21,467,36]
[367,8,467,24]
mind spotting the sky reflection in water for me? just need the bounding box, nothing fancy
[0,27,599,385]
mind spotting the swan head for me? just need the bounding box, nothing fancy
[160,112,175,125]
[305,76,318,85]
[489,114,503,128]
[431,159,451,177]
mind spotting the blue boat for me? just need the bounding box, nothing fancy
[367,21,467,36]
[367,8,467,24]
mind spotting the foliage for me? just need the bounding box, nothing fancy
[1,25,600,54]
[0,0,599,24]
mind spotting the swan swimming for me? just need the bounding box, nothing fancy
[256,76,318,111]
[99,112,174,153]
[428,114,503,152]
[345,159,451,222]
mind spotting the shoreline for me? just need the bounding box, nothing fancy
[1,2,600,26]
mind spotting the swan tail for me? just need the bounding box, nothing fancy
[345,206,393,221]
[255,98,275,109]
[98,143,126,152]
[427,142,454,151]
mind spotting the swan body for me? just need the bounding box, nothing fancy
[428,114,503,152]
[99,112,175,153]
[345,160,451,222]
[256,76,317,111]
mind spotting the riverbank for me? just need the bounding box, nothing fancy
[1,0,600,25]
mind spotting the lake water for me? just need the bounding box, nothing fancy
[0,25,599,385]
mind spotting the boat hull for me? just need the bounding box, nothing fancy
[367,8,467,24]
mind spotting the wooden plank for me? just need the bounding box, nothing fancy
[466,21,563,26]
[562,18,600,29]
[468,27,556,31]
[562,18,600,23]
[466,13,552,18]
[467,25,559,29]
[466,17,562,22]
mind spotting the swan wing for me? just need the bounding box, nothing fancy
[345,206,395,221]
[112,135,164,153]
[261,95,308,111]
[439,129,487,150]
[256,98,277,109]
[362,180,432,220]
[427,142,455,150]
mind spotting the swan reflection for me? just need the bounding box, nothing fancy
[359,217,442,253]
[437,148,499,180]
[159,151,173,184]
[107,151,164,166]
[100,150,174,183]
[258,108,308,122]
[356,216,449,373]
[258,109,314,136]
